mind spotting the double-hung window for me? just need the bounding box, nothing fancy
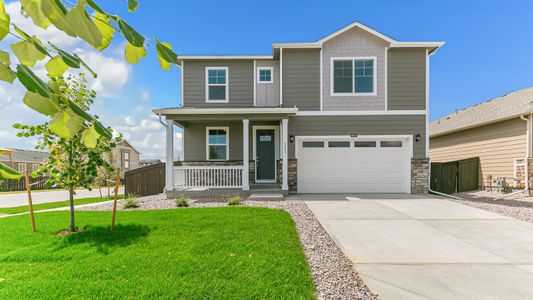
[206,127,229,160]
[332,57,376,95]
[206,67,228,102]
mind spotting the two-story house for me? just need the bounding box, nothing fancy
[154,22,444,197]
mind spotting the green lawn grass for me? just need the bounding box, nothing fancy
[0,207,316,299]
[0,195,124,215]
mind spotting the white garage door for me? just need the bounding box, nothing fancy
[297,137,411,193]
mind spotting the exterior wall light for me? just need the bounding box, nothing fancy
[289,135,294,143]
[415,134,421,142]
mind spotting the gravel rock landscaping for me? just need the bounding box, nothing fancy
[452,190,533,223]
[80,194,379,300]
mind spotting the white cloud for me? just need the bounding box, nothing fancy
[141,90,150,101]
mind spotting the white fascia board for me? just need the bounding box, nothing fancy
[272,43,322,49]
[154,107,298,115]
[316,22,396,44]
[296,110,426,116]
[391,42,445,54]
[178,55,273,61]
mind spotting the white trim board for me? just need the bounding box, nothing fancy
[295,110,426,116]
[257,66,274,84]
[252,125,279,183]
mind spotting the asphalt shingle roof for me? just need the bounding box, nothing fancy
[0,149,49,163]
[430,87,533,137]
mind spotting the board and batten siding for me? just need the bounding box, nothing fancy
[282,49,320,110]
[255,60,280,107]
[182,60,254,107]
[387,48,427,110]
[430,118,527,185]
[288,115,426,159]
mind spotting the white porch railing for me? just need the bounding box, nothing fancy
[173,166,244,189]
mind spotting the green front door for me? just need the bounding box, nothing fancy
[256,129,276,181]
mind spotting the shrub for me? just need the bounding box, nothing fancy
[122,194,140,209]
[175,197,189,207]
[228,195,242,206]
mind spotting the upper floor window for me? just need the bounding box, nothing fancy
[122,151,130,170]
[205,67,228,103]
[18,163,26,173]
[331,57,376,96]
[257,67,273,83]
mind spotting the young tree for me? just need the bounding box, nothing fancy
[14,74,121,232]
[0,0,178,183]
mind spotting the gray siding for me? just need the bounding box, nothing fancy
[288,115,426,158]
[388,48,427,110]
[183,60,254,107]
[322,27,388,110]
[282,49,320,110]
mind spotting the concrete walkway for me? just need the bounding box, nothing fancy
[0,187,124,208]
[303,194,533,300]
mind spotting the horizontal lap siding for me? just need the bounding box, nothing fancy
[388,49,426,110]
[430,118,526,183]
[288,115,426,158]
[282,49,320,110]
[183,60,253,107]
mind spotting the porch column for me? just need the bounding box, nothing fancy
[165,119,174,192]
[242,119,250,191]
[282,118,289,191]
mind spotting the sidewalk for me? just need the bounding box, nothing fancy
[0,187,124,208]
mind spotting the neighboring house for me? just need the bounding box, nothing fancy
[0,148,48,174]
[112,140,141,177]
[139,159,163,168]
[154,22,444,196]
[430,87,533,189]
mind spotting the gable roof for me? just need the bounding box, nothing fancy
[118,140,140,154]
[0,149,49,163]
[430,87,533,137]
[177,21,444,62]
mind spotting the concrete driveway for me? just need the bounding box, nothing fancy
[303,194,533,300]
[0,187,124,208]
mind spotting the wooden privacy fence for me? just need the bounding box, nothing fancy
[431,157,480,194]
[124,163,165,197]
[0,176,50,192]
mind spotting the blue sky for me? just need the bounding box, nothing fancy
[2,0,532,159]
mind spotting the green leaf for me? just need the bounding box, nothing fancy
[117,18,144,47]
[85,0,105,14]
[48,44,81,68]
[0,63,16,83]
[20,0,51,29]
[81,125,100,148]
[16,64,51,97]
[22,90,59,116]
[94,13,114,50]
[41,0,75,36]
[124,42,146,64]
[0,162,22,182]
[156,42,175,70]
[65,99,111,139]
[10,40,46,67]
[48,109,84,138]
[45,55,69,77]
[0,0,10,41]
[13,25,50,57]
[128,0,138,12]
[0,49,9,65]
[77,55,97,78]
[65,0,102,48]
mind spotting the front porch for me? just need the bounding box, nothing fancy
[154,107,298,198]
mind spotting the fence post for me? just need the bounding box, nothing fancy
[24,171,36,233]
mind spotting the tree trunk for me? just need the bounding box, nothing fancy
[69,185,75,232]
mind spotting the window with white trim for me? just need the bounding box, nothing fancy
[18,163,26,173]
[332,57,376,95]
[257,67,273,83]
[32,164,39,172]
[206,67,228,102]
[207,127,229,160]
